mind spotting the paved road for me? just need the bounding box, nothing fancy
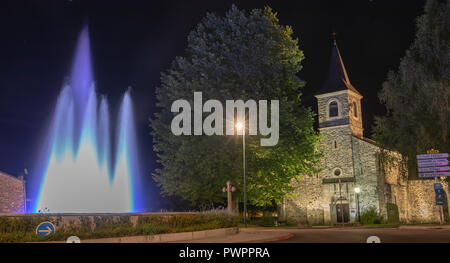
[270,226,450,243]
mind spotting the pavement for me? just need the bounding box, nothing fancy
[171,228,294,243]
[39,224,450,243]
[174,224,450,243]
[272,224,450,243]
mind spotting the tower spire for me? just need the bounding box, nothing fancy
[316,37,361,97]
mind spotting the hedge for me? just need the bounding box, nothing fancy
[0,211,239,242]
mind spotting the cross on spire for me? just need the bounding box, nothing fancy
[331,31,337,45]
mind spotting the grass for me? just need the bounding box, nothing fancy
[0,210,239,243]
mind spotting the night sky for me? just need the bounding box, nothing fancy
[0,0,426,211]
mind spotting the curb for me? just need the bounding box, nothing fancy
[334,225,400,230]
[275,226,399,230]
[398,225,450,230]
[40,227,239,243]
[247,233,294,243]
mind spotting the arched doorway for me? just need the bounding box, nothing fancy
[336,198,350,223]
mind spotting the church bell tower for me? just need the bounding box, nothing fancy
[315,40,363,138]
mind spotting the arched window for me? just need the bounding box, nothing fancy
[352,102,358,118]
[329,101,338,118]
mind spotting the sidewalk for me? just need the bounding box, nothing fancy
[398,224,450,230]
[38,227,293,243]
[170,228,293,243]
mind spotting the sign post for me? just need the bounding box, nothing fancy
[417,150,449,225]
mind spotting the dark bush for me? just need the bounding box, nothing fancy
[360,207,384,225]
[386,203,400,224]
[249,216,275,227]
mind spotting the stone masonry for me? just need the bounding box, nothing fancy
[0,171,26,213]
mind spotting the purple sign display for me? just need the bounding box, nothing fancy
[417,152,449,178]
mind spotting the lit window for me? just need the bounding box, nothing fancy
[329,101,338,118]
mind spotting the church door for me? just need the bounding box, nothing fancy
[336,203,349,223]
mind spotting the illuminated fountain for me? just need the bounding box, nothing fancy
[34,25,140,213]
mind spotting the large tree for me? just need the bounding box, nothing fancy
[373,0,449,178]
[150,6,321,208]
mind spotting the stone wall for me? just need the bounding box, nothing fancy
[319,126,354,179]
[347,92,363,138]
[351,137,380,214]
[373,149,449,223]
[279,175,324,225]
[376,149,409,222]
[406,180,449,223]
[0,171,26,213]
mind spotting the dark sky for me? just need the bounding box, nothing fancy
[0,0,426,211]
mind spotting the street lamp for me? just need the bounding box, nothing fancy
[354,187,361,223]
[236,121,247,228]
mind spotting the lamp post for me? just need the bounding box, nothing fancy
[236,122,247,228]
[354,187,361,223]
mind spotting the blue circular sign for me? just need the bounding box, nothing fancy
[36,221,55,237]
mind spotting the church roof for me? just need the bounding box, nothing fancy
[352,135,377,146]
[316,41,362,97]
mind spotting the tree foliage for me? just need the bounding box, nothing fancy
[150,6,321,207]
[373,0,450,178]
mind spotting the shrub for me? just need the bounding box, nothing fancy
[0,211,239,242]
[248,216,276,227]
[386,203,400,224]
[360,207,384,225]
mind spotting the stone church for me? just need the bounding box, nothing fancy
[278,41,450,225]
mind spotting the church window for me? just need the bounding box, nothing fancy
[334,184,336,194]
[353,102,358,118]
[334,140,337,149]
[329,101,338,118]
